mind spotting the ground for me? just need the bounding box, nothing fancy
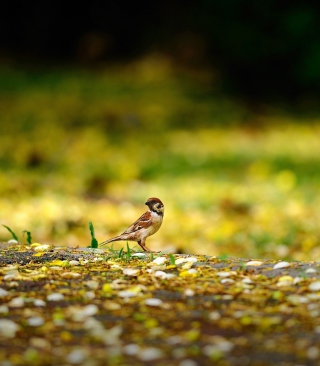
[1,243,320,365]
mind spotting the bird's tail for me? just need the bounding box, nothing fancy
[99,236,123,247]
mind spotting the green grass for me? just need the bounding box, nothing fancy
[88,221,98,248]
[2,225,19,242]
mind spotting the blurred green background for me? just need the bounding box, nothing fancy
[1,2,320,259]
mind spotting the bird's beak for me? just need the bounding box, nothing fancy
[145,201,148,206]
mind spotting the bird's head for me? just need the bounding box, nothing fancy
[145,197,164,216]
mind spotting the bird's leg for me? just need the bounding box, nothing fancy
[137,240,153,252]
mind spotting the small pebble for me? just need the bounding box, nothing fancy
[138,347,164,361]
[309,281,320,292]
[67,349,86,364]
[34,244,50,252]
[93,257,104,262]
[273,261,290,270]
[246,261,263,266]
[306,268,317,274]
[145,298,163,307]
[217,271,232,277]
[307,346,320,360]
[0,305,9,314]
[27,317,45,327]
[152,257,167,265]
[85,280,99,290]
[34,299,46,307]
[132,253,147,257]
[0,288,9,297]
[8,297,24,308]
[184,289,195,297]
[123,268,140,276]
[47,293,65,301]
[221,279,235,284]
[123,344,140,355]
[84,291,95,300]
[154,271,176,279]
[179,360,198,366]
[175,257,198,265]
[69,260,80,266]
[208,311,221,321]
[0,319,20,338]
[29,337,51,349]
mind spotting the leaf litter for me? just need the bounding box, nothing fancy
[1,243,320,365]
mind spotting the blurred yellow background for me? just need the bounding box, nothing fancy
[1,56,320,260]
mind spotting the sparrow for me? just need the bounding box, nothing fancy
[99,197,164,252]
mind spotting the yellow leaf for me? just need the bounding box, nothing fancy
[49,260,67,267]
[102,283,113,293]
[179,270,197,278]
[33,252,45,257]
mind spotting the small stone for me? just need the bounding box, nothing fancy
[123,344,140,355]
[208,311,221,321]
[293,277,304,284]
[138,347,164,361]
[154,271,176,279]
[0,305,9,314]
[66,349,87,364]
[184,289,195,296]
[145,298,163,307]
[217,271,234,277]
[273,261,290,269]
[307,346,320,360]
[118,290,138,298]
[0,319,20,338]
[4,271,19,280]
[287,295,309,304]
[123,268,140,276]
[175,257,198,265]
[47,293,65,301]
[72,304,99,321]
[152,257,167,265]
[220,279,235,284]
[7,239,18,244]
[0,288,9,297]
[27,317,45,327]
[29,337,51,349]
[85,280,99,290]
[3,265,18,273]
[242,278,253,284]
[246,261,263,266]
[34,299,46,307]
[306,268,317,274]
[167,335,184,345]
[309,281,320,292]
[179,360,199,366]
[7,281,19,288]
[8,297,24,308]
[69,260,80,266]
[102,325,123,346]
[33,244,50,252]
[132,253,147,257]
[93,257,104,262]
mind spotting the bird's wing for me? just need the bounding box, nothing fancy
[121,211,152,235]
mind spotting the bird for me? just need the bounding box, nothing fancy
[99,197,164,252]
